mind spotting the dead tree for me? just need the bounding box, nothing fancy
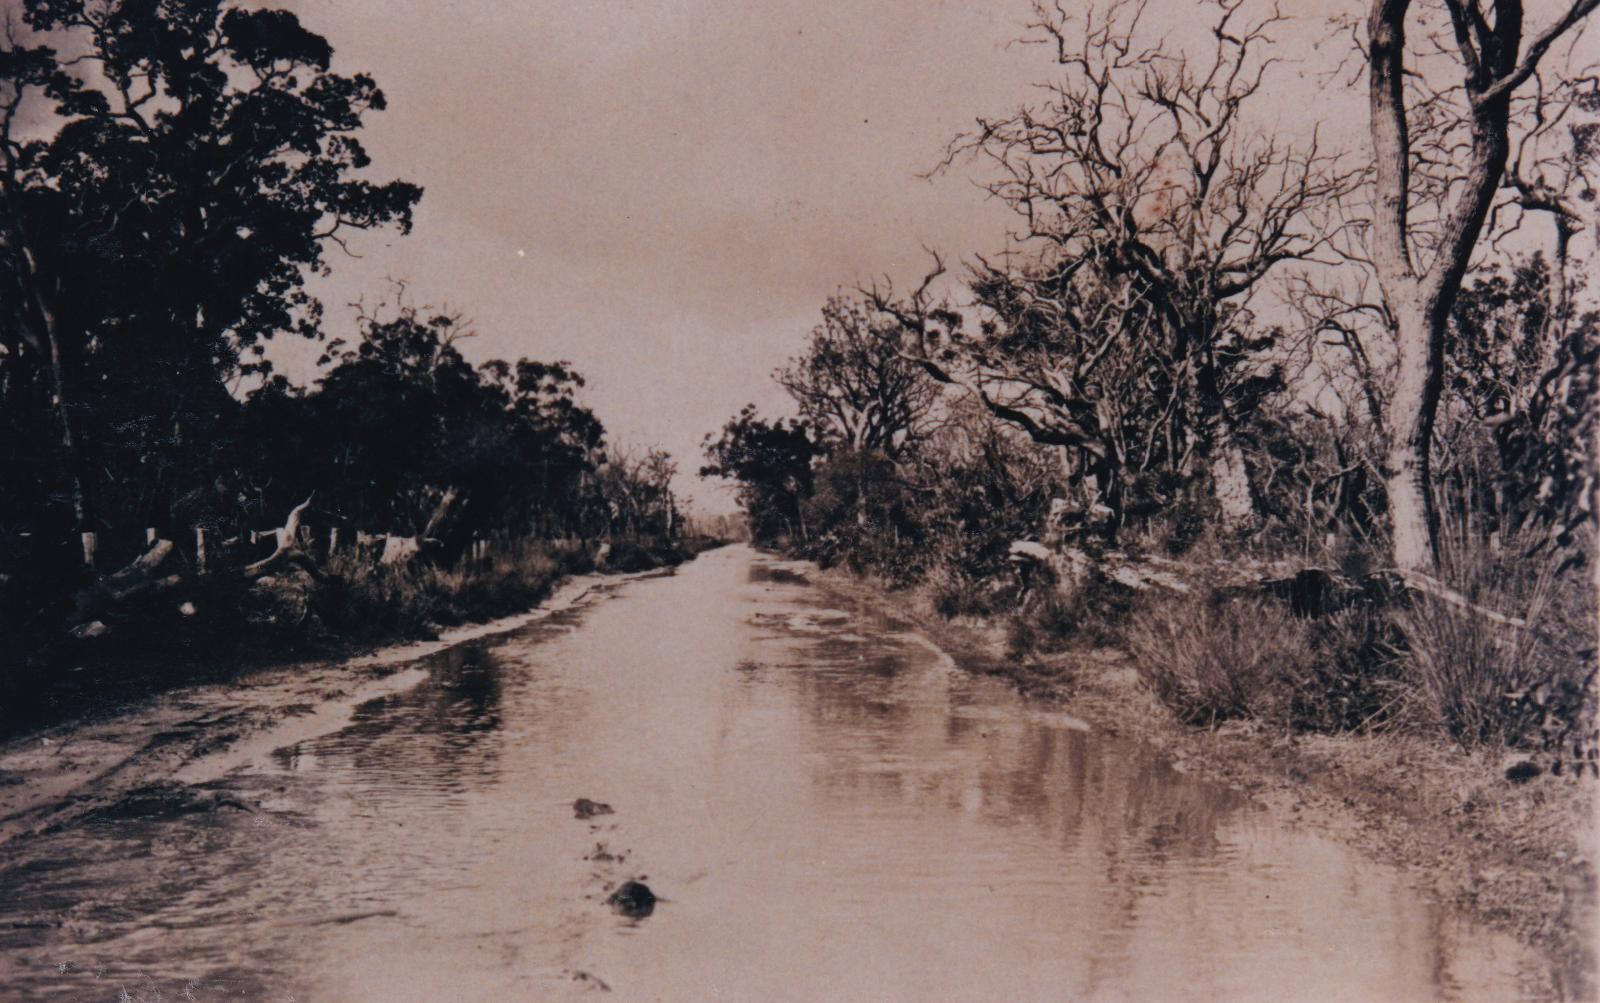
[66,495,329,636]
[876,0,1359,534]
[774,295,942,460]
[243,494,328,581]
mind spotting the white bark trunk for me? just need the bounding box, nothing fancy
[1383,304,1443,570]
[1210,421,1256,529]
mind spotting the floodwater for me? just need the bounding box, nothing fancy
[0,545,1563,1001]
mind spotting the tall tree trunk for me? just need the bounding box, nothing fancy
[1210,419,1257,529]
[1365,0,1537,570]
[24,248,91,535]
[2,175,92,536]
[1383,301,1445,569]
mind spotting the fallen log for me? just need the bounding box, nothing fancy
[1393,569,1531,630]
[1008,541,1195,598]
[1007,540,1532,627]
[66,537,193,634]
[242,495,330,583]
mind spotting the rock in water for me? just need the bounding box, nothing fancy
[606,880,656,919]
[573,798,614,820]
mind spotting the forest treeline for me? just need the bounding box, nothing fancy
[0,1,699,726]
[703,0,1600,763]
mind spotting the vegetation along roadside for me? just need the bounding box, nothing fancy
[696,0,1600,988]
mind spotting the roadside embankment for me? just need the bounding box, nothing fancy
[804,559,1598,997]
[0,560,670,845]
[0,536,723,742]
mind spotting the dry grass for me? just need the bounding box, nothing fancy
[1393,522,1596,755]
[322,535,718,639]
[1124,593,1317,728]
[322,539,591,638]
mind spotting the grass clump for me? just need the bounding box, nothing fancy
[1005,575,1134,656]
[1121,519,1596,761]
[1391,525,1596,758]
[600,535,710,573]
[929,565,1008,619]
[1124,592,1317,728]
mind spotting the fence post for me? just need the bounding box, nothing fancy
[81,531,97,569]
[145,526,158,547]
[195,527,208,573]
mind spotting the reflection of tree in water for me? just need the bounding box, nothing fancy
[788,625,1254,983]
[331,642,508,799]
[787,637,921,759]
[790,627,1239,849]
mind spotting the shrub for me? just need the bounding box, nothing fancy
[1125,592,1317,728]
[322,540,589,639]
[1006,574,1133,656]
[1291,607,1406,733]
[928,564,1007,619]
[1392,526,1594,751]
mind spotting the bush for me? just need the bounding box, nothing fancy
[1291,607,1406,733]
[928,564,1007,618]
[1006,574,1133,656]
[321,539,592,640]
[1392,526,1595,752]
[1125,592,1317,728]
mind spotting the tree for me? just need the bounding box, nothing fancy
[600,445,679,537]
[874,0,1356,537]
[1438,257,1598,551]
[774,294,940,459]
[289,299,606,545]
[699,405,819,544]
[0,28,90,533]
[0,0,421,535]
[1364,0,1598,569]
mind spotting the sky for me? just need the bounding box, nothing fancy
[262,0,1357,514]
[264,0,1029,512]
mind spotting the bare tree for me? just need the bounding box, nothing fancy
[873,0,1357,534]
[774,294,941,459]
[1364,0,1598,569]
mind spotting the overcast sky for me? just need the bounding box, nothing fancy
[268,0,1352,513]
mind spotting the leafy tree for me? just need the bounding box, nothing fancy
[599,446,679,538]
[238,301,609,547]
[0,0,420,535]
[1437,257,1598,555]
[700,405,819,544]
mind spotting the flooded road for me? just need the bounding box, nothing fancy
[0,545,1561,1001]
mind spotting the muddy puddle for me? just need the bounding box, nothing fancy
[0,546,1565,1000]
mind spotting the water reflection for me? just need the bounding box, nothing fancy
[0,546,1566,1002]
